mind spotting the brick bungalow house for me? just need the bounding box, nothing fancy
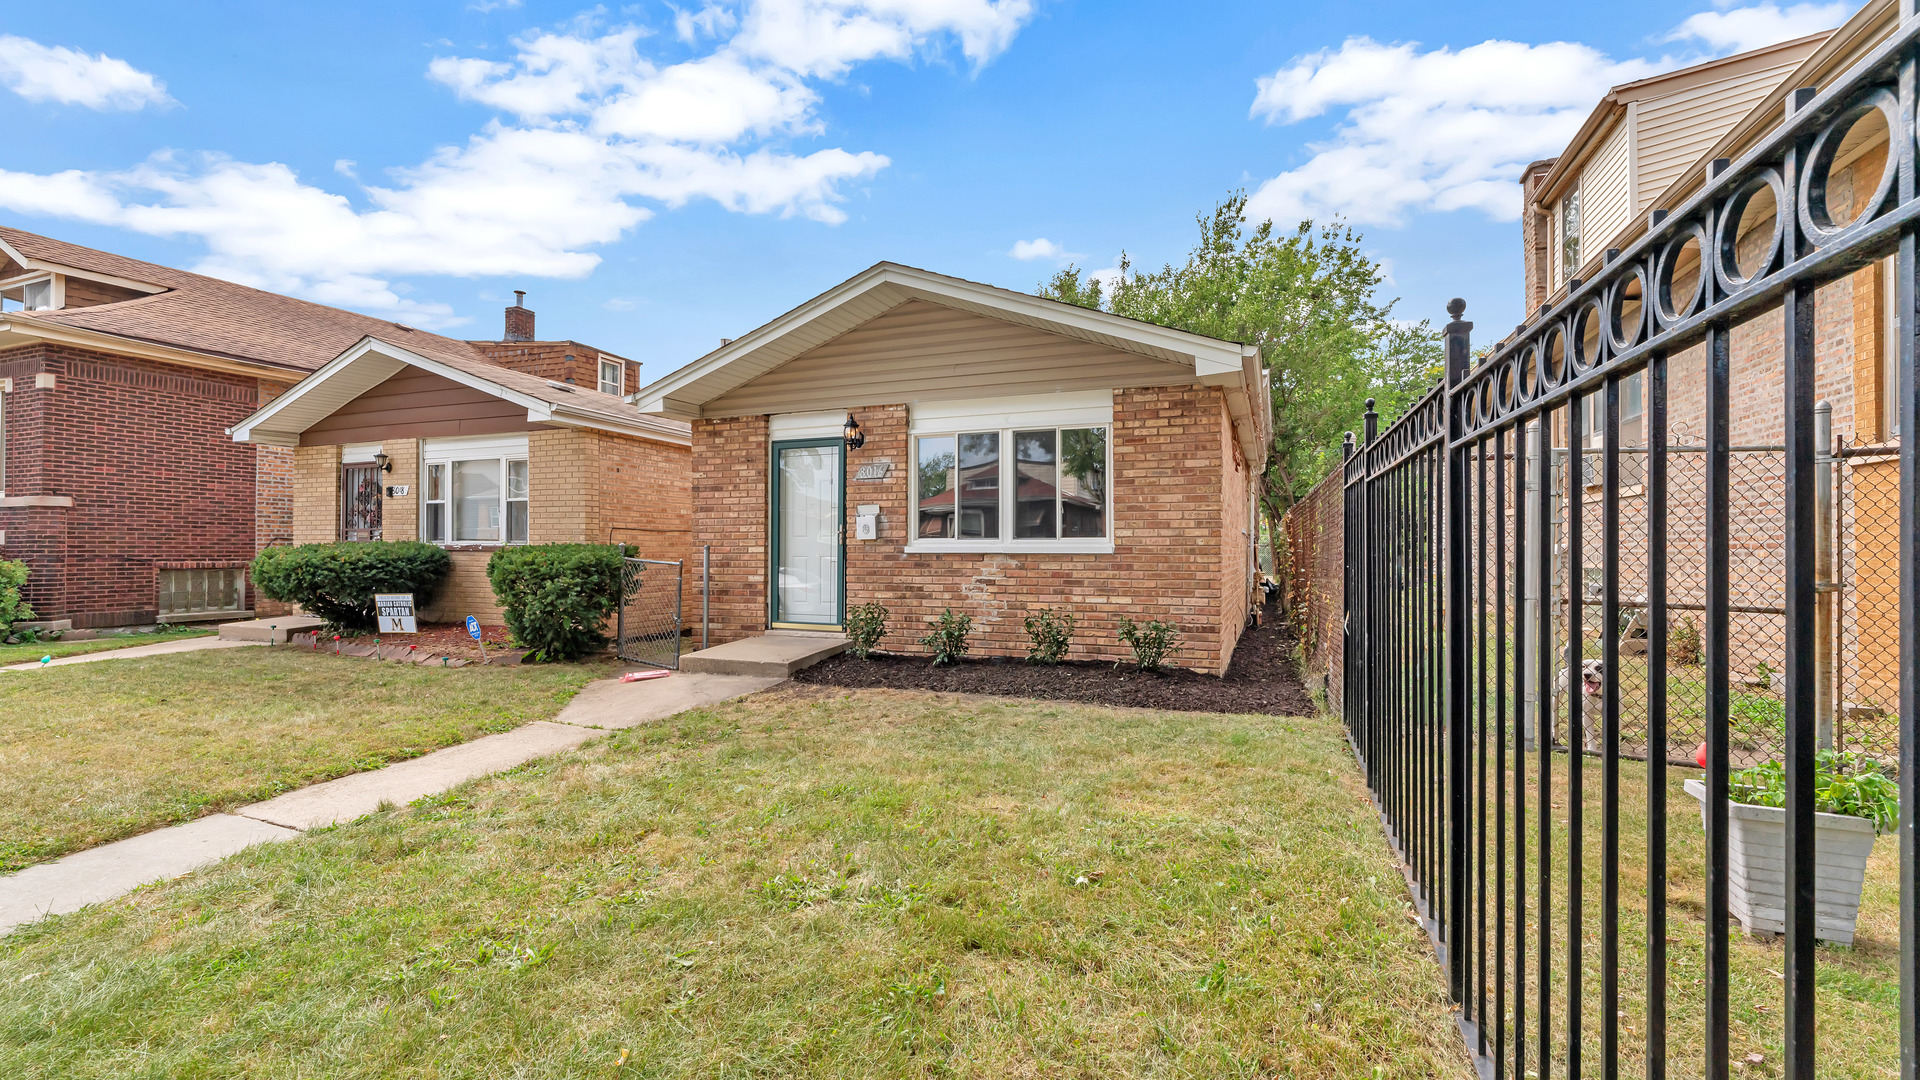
[1517,0,1904,718]
[228,333,690,623]
[0,226,644,628]
[632,262,1271,674]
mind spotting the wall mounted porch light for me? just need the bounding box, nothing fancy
[373,452,392,473]
[843,413,865,450]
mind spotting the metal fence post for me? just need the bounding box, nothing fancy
[1444,300,1472,1003]
[616,543,627,655]
[1815,400,1835,750]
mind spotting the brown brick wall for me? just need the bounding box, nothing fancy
[469,340,640,394]
[0,342,272,627]
[695,387,1248,673]
[694,414,770,641]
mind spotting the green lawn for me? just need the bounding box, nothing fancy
[1463,748,1900,1077]
[0,687,1472,1079]
[0,627,215,667]
[0,648,616,872]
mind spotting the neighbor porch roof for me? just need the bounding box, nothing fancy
[228,335,690,447]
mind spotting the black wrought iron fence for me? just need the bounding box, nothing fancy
[1341,16,1918,1077]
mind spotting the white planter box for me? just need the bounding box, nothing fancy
[1683,778,1878,946]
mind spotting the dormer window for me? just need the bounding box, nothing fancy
[598,357,623,396]
[1,274,60,312]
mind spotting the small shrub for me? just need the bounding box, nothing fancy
[0,558,33,629]
[251,541,452,633]
[487,544,626,662]
[844,601,889,659]
[1117,616,1180,672]
[919,608,971,666]
[1024,607,1075,664]
[1669,615,1702,666]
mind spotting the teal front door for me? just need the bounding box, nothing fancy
[772,440,843,625]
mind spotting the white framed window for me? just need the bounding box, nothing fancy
[598,357,624,396]
[906,393,1112,554]
[1559,189,1582,285]
[420,435,530,545]
[1,274,59,312]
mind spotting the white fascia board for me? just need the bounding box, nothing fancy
[632,261,1247,417]
[546,404,693,446]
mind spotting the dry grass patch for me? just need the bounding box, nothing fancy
[0,627,214,667]
[0,686,1470,1079]
[0,647,614,871]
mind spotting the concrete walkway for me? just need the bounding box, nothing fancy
[3,635,263,671]
[0,670,782,935]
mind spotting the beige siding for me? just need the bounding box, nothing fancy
[1636,60,1802,211]
[1582,119,1635,254]
[702,299,1197,418]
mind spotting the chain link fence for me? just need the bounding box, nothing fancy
[617,556,683,670]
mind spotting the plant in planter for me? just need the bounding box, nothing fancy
[1024,607,1075,664]
[844,601,888,659]
[919,608,971,666]
[1684,749,1897,945]
[1117,616,1179,673]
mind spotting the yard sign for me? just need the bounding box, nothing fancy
[374,593,417,633]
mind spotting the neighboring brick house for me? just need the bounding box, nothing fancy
[1514,1,1905,712]
[0,225,645,628]
[230,330,690,625]
[632,263,1271,674]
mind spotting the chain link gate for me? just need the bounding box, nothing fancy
[617,556,683,670]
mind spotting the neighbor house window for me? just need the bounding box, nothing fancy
[598,358,623,396]
[421,437,530,545]
[21,278,54,311]
[1623,371,1645,445]
[913,425,1108,545]
[1560,189,1582,284]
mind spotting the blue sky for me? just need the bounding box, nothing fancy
[0,1,1851,381]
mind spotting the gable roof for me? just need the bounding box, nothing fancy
[0,226,507,379]
[229,335,688,448]
[633,261,1271,464]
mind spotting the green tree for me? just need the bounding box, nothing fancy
[1035,192,1441,579]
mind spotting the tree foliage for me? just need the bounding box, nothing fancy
[1036,193,1442,523]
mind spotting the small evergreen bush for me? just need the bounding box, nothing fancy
[251,541,451,633]
[1117,616,1180,672]
[919,608,971,666]
[0,558,34,629]
[1024,607,1075,664]
[844,601,889,659]
[487,544,627,662]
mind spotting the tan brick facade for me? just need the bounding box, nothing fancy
[286,427,692,626]
[694,385,1255,673]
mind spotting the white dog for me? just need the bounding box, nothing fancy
[1555,657,1605,753]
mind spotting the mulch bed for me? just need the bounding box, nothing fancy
[793,606,1314,716]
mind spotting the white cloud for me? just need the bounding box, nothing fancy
[1666,2,1847,55]
[603,296,639,311]
[1242,3,1835,232]
[1,2,1030,323]
[1009,237,1071,261]
[1247,36,1666,228]
[0,34,172,110]
[469,0,523,12]
[1086,263,1124,295]
[674,3,740,42]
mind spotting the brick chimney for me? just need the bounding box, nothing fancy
[504,290,534,341]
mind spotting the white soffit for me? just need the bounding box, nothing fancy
[229,342,408,446]
[633,263,1248,419]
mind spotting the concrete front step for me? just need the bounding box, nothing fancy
[680,631,848,677]
[218,616,326,643]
